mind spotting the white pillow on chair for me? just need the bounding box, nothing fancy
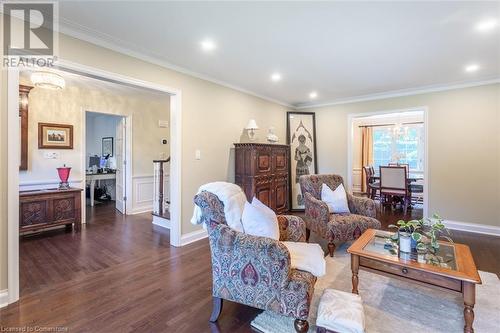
[321,183,350,214]
[241,197,280,240]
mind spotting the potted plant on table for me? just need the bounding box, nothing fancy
[389,219,422,253]
[392,214,454,264]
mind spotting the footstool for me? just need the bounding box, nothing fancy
[316,289,365,333]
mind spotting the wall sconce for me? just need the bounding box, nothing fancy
[245,119,259,141]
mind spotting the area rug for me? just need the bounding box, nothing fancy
[251,244,500,333]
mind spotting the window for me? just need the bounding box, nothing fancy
[372,124,424,171]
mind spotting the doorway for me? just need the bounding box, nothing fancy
[347,107,429,217]
[6,61,182,305]
[84,112,129,215]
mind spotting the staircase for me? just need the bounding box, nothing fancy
[152,158,170,229]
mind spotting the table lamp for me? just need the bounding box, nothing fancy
[245,119,259,141]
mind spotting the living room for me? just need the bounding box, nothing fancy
[0,2,499,333]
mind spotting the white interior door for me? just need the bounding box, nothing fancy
[115,117,126,214]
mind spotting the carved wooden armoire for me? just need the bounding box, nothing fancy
[234,143,289,214]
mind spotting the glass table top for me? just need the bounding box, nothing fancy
[363,230,457,270]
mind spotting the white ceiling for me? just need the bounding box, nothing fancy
[57,1,500,107]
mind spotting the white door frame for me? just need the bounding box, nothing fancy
[81,110,132,220]
[6,59,183,305]
[346,106,429,217]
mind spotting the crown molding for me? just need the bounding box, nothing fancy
[294,78,500,109]
[56,19,294,108]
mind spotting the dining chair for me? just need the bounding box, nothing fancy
[379,166,410,214]
[388,162,409,176]
[363,165,379,199]
[410,179,424,205]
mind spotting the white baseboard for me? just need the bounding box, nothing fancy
[444,220,500,236]
[0,289,8,308]
[181,229,207,246]
[127,208,152,215]
[152,215,170,229]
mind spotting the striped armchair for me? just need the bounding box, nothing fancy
[299,174,381,257]
[194,191,316,332]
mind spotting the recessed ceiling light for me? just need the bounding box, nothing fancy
[200,39,216,52]
[465,64,480,73]
[475,19,498,32]
[271,73,282,82]
[309,91,318,99]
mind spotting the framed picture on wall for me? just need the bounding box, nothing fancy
[286,112,318,211]
[102,137,114,157]
[38,123,73,149]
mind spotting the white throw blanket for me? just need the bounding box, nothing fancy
[191,181,247,232]
[282,241,326,277]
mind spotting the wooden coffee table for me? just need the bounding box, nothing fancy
[347,229,482,333]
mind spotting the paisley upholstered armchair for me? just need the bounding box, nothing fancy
[299,174,381,257]
[194,191,316,333]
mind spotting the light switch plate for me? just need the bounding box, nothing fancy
[195,149,201,160]
[44,151,59,159]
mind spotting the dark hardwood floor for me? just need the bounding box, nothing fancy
[1,201,499,333]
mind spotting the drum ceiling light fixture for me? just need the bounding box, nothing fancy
[30,71,66,89]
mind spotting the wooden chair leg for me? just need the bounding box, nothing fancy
[328,242,336,257]
[209,297,223,323]
[294,319,309,333]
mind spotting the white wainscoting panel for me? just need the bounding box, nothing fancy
[352,168,362,193]
[130,174,169,215]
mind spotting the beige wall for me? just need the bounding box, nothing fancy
[19,83,169,184]
[55,35,290,236]
[0,32,290,290]
[310,84,500,227]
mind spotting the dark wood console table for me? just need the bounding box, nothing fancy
[19,187,83,233]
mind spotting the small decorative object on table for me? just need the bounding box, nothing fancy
[388,219,422,254]
[57,164,71,190]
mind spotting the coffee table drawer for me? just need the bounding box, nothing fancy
[359,257,462,292]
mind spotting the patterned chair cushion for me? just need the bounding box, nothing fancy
[328,214,381,242]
